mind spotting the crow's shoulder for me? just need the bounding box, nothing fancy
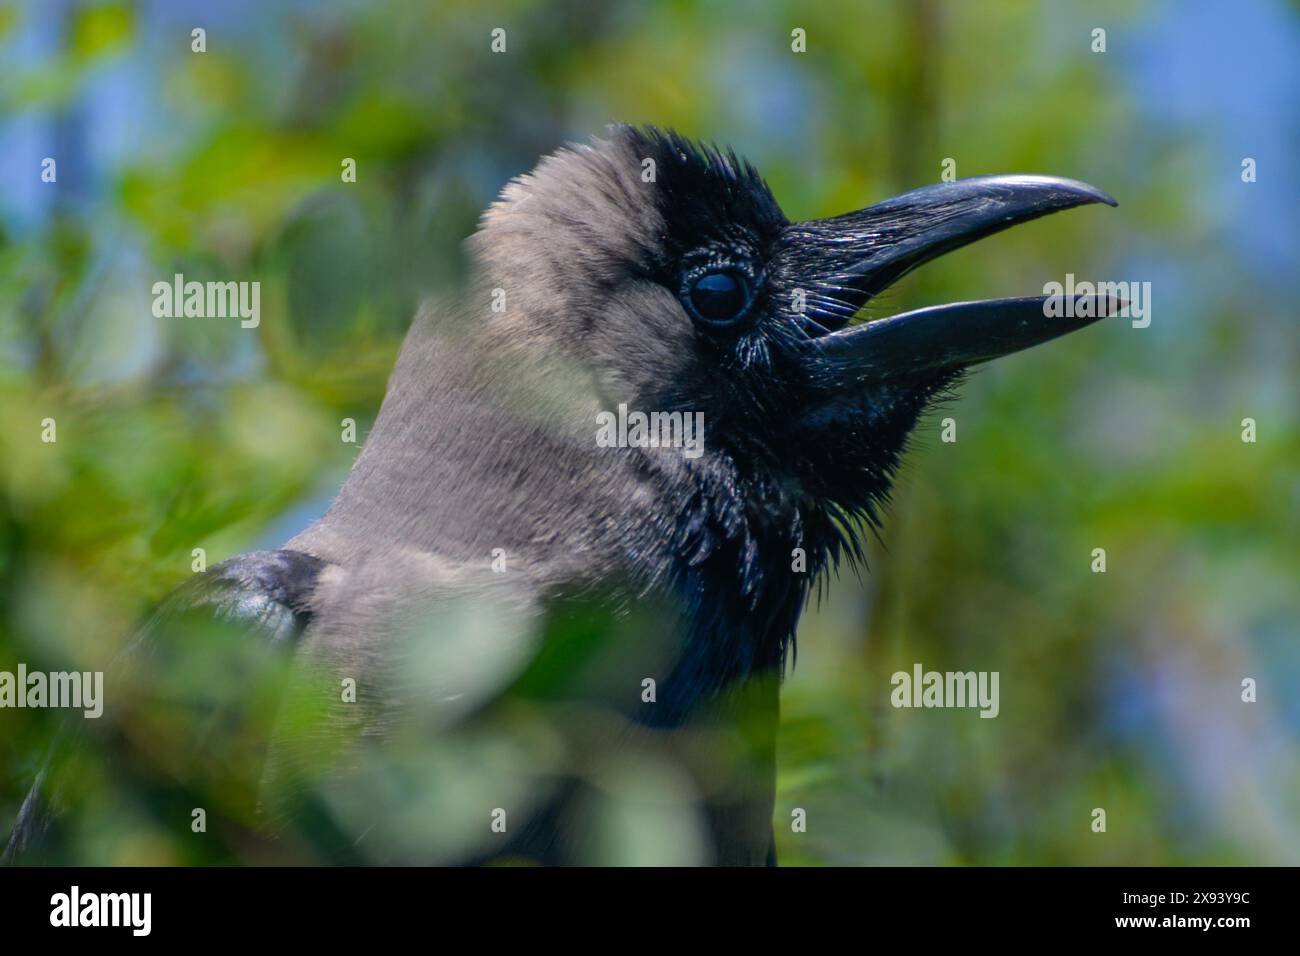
[137,548,327,650]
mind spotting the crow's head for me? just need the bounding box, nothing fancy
[472,125,1116,558]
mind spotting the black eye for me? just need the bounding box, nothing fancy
[686,269,753,326]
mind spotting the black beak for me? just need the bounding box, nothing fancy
[783,175,1120,384]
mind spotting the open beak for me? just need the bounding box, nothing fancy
[784,175,1120,384]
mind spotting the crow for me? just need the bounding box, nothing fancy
[4,125,1116,866]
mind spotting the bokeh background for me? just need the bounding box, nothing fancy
[1,0,1297,864]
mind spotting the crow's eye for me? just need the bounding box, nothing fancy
[684,269,754,327]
